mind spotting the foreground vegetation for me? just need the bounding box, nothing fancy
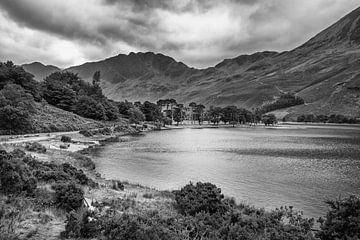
[0,143,359,240]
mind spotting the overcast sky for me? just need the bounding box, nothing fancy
[0,0,359,68]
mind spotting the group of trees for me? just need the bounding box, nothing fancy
[0,61,41,133]
[207,105,254,126]
[297,114,359,124]
[259,93,305,114]
[122,98,278,127]
[42,71,119,121]
[1,61,357,134]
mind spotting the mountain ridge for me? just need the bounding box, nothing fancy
[22,62,60,81]
[24,6,360,118]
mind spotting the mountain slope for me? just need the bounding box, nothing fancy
[33,6,360,118]
[22,62,60,81]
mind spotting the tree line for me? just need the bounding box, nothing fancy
[296,114,359,124]
[0,61,358,134]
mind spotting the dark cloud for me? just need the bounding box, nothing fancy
[0,0,359,68]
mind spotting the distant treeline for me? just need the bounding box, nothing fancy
[296,114,360,124]
[0,61,358,134]
[258,93,305,114]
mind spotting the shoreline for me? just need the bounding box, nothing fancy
[2,122,356,237]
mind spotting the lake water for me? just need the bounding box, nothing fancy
[91,125,360,218]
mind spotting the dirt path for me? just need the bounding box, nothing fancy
[0,131,79,144]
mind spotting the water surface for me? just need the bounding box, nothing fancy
[91,125,360,218]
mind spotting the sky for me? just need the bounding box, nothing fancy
[0,0,359,69]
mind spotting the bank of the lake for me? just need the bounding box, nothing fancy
[89,124,360,220]
[1,123,359,239]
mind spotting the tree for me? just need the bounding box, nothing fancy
[173,107,184,126]
[90,71,103,99]
[221,106,239,126]
[128,108,145,124]
[140,101,162,122]
[42,73,78,111]
[117,100,133,116]
[0,61,41,101]
[101,99,119,121]
[0,84,36,133]
[208,106,222,125]
[92,71,101,86]
[259,93,305,114]
[195,104,205,125]
[262,114,277,126]
[74,96,107,120]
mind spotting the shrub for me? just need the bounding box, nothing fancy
[317,195,360,239]
[103,213,177,240]
[69,152,95,170]
[111,180,124,191]
[0,151,37,196]
[24,157,96,187]
[25,142,46,153]
[61,209,101,239]
[53,182,84,212]
[143,193,153,199]
[61,135,72,143]
[174,182,226,216]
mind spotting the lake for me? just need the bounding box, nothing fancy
[90,124,360,218]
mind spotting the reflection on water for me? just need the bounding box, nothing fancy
[91,125,360,218]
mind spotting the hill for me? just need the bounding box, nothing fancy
[31,102,106,133]
[22,62,61,81]
[30,6,360,118]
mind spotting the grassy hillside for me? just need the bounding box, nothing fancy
[30,102,108,133]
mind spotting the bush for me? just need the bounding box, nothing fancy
[70,152,95,170]
[317,195,360,239]
[111,180,124,191]
[174,182,226,216]
[23,157,96,186]
[61,209,101,239]
[0,151,37,196]
[53,182,84,212]
[61,135,72,143]
[25,142,46,153]
[103,213,177,240]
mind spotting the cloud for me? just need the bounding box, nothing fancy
[0,0,359,68]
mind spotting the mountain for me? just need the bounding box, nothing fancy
[31,6,360,119]
[22,62,60,81]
